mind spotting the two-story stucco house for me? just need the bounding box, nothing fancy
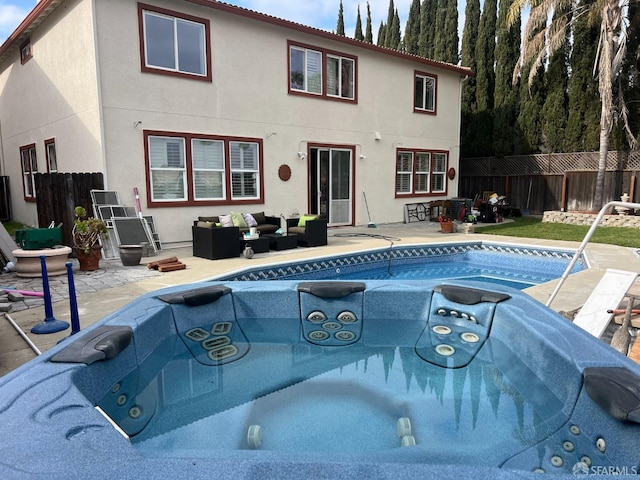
[0,0,472,245]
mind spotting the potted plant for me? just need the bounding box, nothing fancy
[438,215,454,234]
[72,206,107,271]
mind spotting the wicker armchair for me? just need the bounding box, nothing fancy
[286,216,328,247]
[192,223,240,260]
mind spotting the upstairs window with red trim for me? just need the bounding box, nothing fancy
[414,71,437,114]
[288,41,356,102]
[20,38,32,64]
[139,3,211,82]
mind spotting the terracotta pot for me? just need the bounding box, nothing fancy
[440,221,454,234]
[74,245,102,271]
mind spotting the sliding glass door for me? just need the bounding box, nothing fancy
[310,147,352,226]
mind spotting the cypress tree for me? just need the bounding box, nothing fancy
[433,0,459,62]
[460,0,480,112]
[565,0,600,151]
[475,0,497,113]
[540,5,570,152]
[517,58,546,154]
[442,0,459,63]
[433,0,448,61]
[473,0,497,155]
[404,0,421,54]
[493,0,520,156]
[383,0,395,48]
[365,2,373,43]
[460,0,481,157]
[336,0,345,36]
[354,4,364,41]
[377,21,386,46]
[419,0,437,58]
[389,8,402,50]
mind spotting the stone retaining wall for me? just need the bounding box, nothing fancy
[542,211,640,228]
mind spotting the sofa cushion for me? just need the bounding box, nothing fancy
[288,226,306,235]
[230,212,247,228]
[199,216,219,223]
[219,214,234,227]
[196,221,216,229]
[239,224,279,234]
[298,215,318,227]
[243,213,258,227]
[257,224,278,234]
[251,212,266,225]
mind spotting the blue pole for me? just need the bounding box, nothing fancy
[31,255,69,334]
[66,262,80,335]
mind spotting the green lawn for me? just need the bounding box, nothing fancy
[474,216,640,248]
[1,221,24,238]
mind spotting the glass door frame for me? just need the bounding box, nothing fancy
[308,144,355,227]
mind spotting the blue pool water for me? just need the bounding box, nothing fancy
[217,242,586,290]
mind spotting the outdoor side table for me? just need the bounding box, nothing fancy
[264,234,298,251]
[239,236,270,254]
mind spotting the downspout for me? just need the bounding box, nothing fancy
[453,75,467,198]
[90,0,108,188]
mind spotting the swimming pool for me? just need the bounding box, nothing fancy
[217,241,586,290]
[1,280,638,479]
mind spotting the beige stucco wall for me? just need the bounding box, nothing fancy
[94,0,462,244]
[0,0,102,226]
[1,0,463,244]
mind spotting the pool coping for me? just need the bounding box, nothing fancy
[210,240,588,284]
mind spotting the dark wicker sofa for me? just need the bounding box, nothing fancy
[192,212,280,260]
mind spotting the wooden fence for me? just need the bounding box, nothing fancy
[459,151,640,214]
[34,172,104,247]
[0,176,11,222]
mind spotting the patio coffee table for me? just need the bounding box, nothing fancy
[264,234,298,251]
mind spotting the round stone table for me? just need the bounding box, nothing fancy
[12,246,72,278]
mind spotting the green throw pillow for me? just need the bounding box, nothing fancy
[230,212,247,228]
[298,215,317,227]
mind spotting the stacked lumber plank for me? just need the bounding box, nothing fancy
[147,256,186,272]
[629,338,640,365]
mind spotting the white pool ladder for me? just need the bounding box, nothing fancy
[546,201,640,309]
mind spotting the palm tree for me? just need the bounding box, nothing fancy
[509,0,638,210]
